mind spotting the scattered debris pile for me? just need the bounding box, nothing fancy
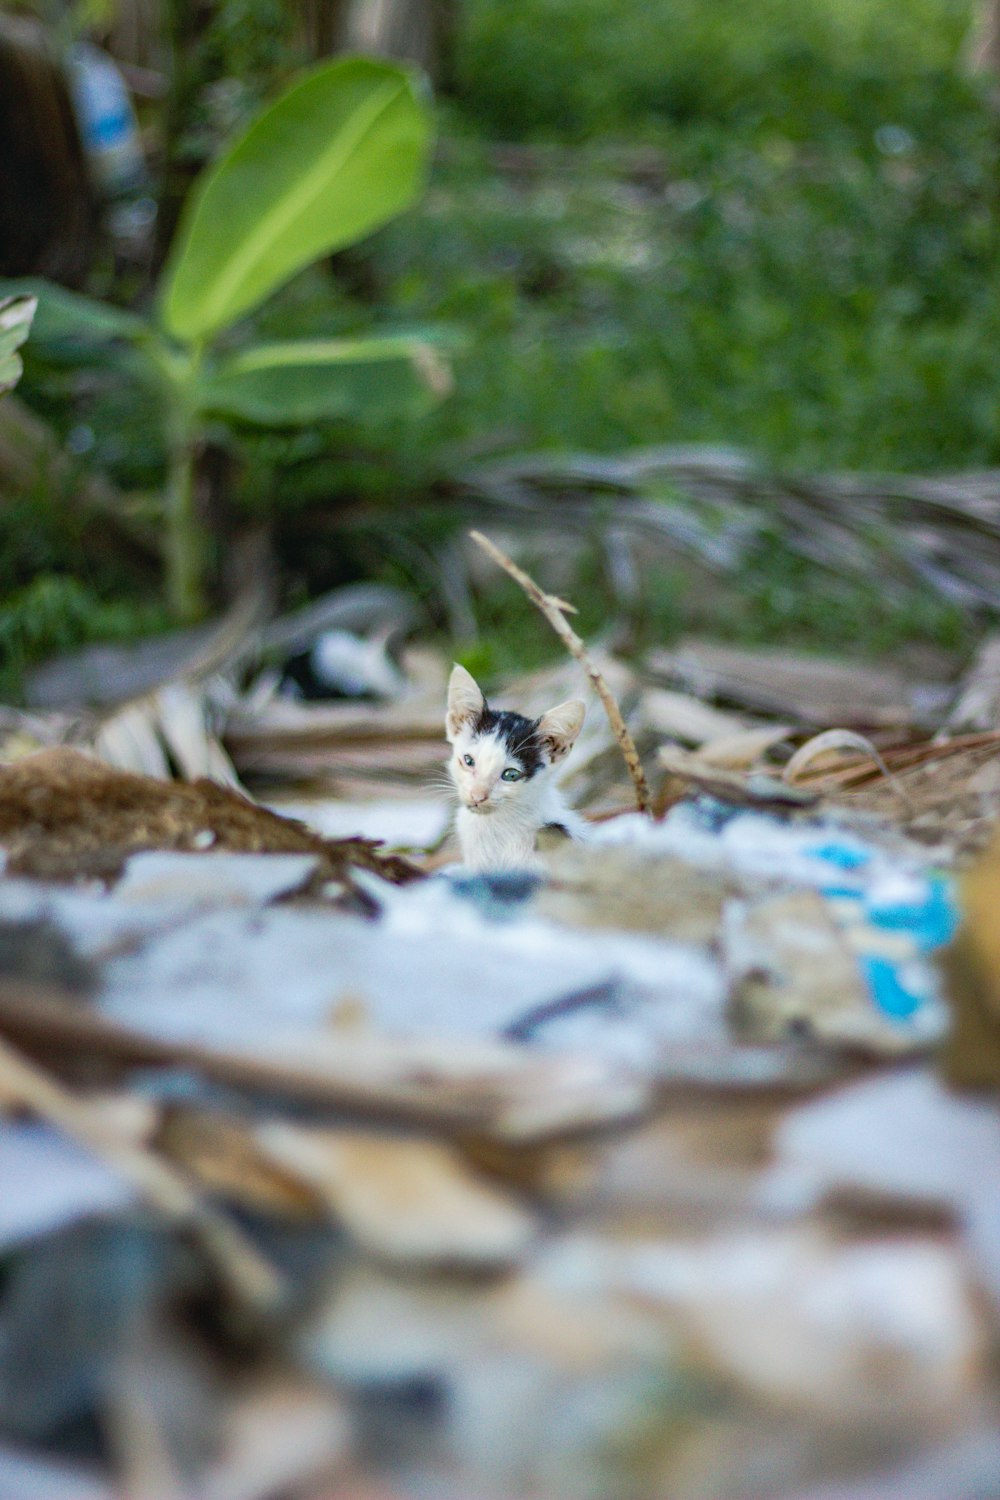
[1,579,1000,1497]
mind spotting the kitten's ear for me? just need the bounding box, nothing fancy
[537,699,585,763]
[446,663,485,741]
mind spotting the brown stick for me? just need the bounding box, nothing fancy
[469,529,651,814]
[0,1031,284,1315]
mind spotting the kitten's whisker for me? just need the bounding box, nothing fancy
[424,775,458,796]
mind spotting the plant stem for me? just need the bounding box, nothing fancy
[165,430,204,623]
[157,337,207,623]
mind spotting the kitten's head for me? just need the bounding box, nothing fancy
[445,664,585,814]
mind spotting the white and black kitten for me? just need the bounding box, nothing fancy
[445,664,586,871]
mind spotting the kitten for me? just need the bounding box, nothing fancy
[445,663,586,872]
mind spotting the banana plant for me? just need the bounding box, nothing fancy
[7,57,444,621]
[0,296,37,398]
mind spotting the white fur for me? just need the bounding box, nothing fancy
[445,665,586,872]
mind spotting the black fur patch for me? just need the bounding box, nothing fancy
[473,704,545,778]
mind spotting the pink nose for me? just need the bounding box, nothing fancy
[470,788,489,805]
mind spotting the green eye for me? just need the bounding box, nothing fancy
[501,767,522,782]
[462,753,474,767]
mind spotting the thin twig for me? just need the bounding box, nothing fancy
[0,1032,284,1315]
[469,529,651,814]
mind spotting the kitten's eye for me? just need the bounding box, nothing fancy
[462,753,475,767]
[501,767,522,782]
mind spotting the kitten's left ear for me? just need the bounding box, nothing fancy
[537,699,586,763]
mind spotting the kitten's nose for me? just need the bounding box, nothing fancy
[470,788,489,805]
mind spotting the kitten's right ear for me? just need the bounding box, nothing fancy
[446,663,485,741]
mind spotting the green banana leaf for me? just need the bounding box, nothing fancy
[161,58,432,345]
[199,336,451,426]
[0,279,146,349]
[0,295,37,397]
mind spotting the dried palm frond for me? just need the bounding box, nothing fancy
[458,446,1000,610]
[645,638,947,730]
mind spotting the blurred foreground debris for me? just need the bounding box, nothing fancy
[942,823,1000,1089]
[3,591,1000,1496]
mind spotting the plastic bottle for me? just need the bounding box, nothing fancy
[67,42,146,199]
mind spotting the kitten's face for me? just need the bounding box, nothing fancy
[445,665,585,815]
[448,713,545,814]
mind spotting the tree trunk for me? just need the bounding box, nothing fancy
[298,0,458,84]
[0,14,97,285]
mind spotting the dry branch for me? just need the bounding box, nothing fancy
[469,529,651,814]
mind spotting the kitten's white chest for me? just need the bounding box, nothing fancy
[454,783,583,872]
[455,802,543,872]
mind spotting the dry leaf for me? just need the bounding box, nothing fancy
[647,638,934,728]
[947,631,1000,732]
[784,728,912,812]
[0,987,648,1140]
[641,688,747,747]
[89,700,173,779]
[658,744,818,808]
[152,681,241,786]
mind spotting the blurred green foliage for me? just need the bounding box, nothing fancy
[373,113,999,473]
[7,0,996,686]
[455,0,973,140]
[11,56,439,625]
[0,577,167,700]
[0,295,36,397]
